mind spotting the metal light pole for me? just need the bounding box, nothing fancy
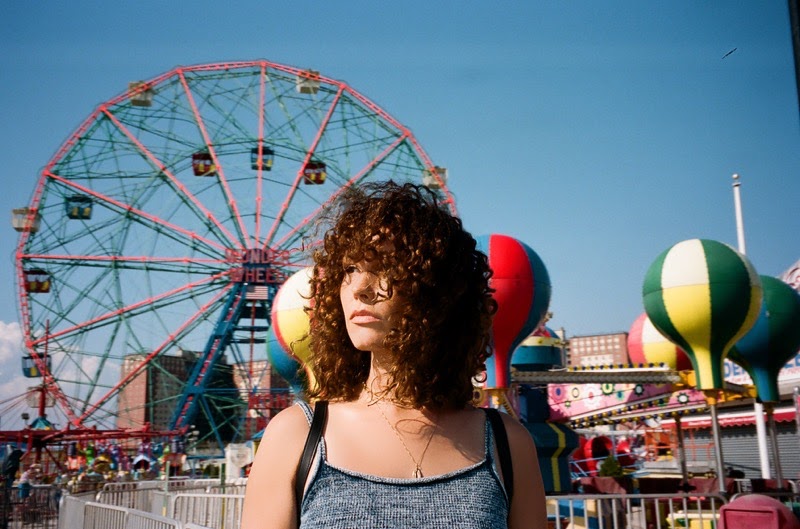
[707,393,727,491]
[732,173,772,479]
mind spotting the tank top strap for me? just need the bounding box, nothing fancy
[483,411,511,503]
[296,400,314,425]
[295,400,328,512]
[295,400,327,459]
[484,413,494,459]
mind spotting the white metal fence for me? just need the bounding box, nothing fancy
[168,494,245,529]
[58,481,219,529]
[58,477,800,529]
[82,500,193,529]
[548,492,728,529]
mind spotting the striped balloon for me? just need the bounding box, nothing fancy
[642,239,762,390]
[270,267,314,385]
[511,325,563,371]
[477,234,551,388]
[266,327,305,392]
[628,312,692,371]
[730,276,800,402]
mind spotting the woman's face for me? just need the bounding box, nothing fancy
[339,258,402,354]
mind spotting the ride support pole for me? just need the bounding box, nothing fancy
[765,403,785,488]
[705,390,727,495]
[675,417,689,486]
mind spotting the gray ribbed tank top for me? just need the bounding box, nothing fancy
[296,401,509,529]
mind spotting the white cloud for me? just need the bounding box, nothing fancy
[0,320,23,364]
[0,375,29,403]
[0,321,24,395]
[0,321,31,427]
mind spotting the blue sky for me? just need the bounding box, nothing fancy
[1,1,798,386]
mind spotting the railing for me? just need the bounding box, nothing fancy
[97,479,227,515]
[1,484,61,529]
[548,492,728,529]
[56,477,800,529]
[84,500,198,529]
[570,456,640,479]
[168,494,245,529]
[77,478,247,529]
[60,494,213,529]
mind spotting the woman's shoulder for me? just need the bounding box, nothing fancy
[258,402,315,448]
[242,403,318,528]
[494,411,528,433]
[497,411,536,450]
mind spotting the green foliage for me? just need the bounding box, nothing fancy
[598,456,624,477]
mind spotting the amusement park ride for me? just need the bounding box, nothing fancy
[7,60,800,495]
[6,60,454,475]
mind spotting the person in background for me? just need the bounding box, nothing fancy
[1,448,23,529]
[17,463,41,500]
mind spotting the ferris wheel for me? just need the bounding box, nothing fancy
[12,60,454,451]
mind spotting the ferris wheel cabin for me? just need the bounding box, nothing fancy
[65,194,93,220]
[22,355,51,378]
[11,207,41,233]
[23,268,51,293]
[192,151,217,177]
[303,160,327,185]
[128,81,155,107]
[423,166,448,190]
[295,69,321,94]
[251,143,275,171]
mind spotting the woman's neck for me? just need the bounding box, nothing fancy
[363,351,412,406]
[364,358,390,400]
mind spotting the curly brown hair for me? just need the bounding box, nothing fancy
[305,181,496,410]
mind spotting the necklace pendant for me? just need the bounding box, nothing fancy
[413,467,423,478]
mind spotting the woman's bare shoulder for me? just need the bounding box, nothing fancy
[497,412,536,450]
[242,404,315,529]
[495,411,548,529]
[260,403,312,444]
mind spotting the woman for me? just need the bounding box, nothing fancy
[242,181,547,529]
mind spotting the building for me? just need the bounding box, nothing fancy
[568,332,629,367]
[232,359,292,433]
[116,352,192,433]
[231,359,289,400]
[116,351,241,441]
[116,352,290,443]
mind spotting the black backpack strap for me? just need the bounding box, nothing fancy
[484,407,514,503]
[295,400,328,521]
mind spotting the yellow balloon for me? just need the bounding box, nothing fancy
[271,267,316,387]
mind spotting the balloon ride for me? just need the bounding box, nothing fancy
[643,238,762,393]
[643,238,761,491]
[511,325,562,372]
[730,275,800,403]
[271,266,315,391]
[477,234,551,407]
[628,312,692,371]
[266,327,304,394]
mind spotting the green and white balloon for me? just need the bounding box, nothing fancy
[643,239,762,391]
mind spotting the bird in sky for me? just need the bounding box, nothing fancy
[722,47,738,59]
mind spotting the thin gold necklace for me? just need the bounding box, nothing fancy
[375,401,438,478]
